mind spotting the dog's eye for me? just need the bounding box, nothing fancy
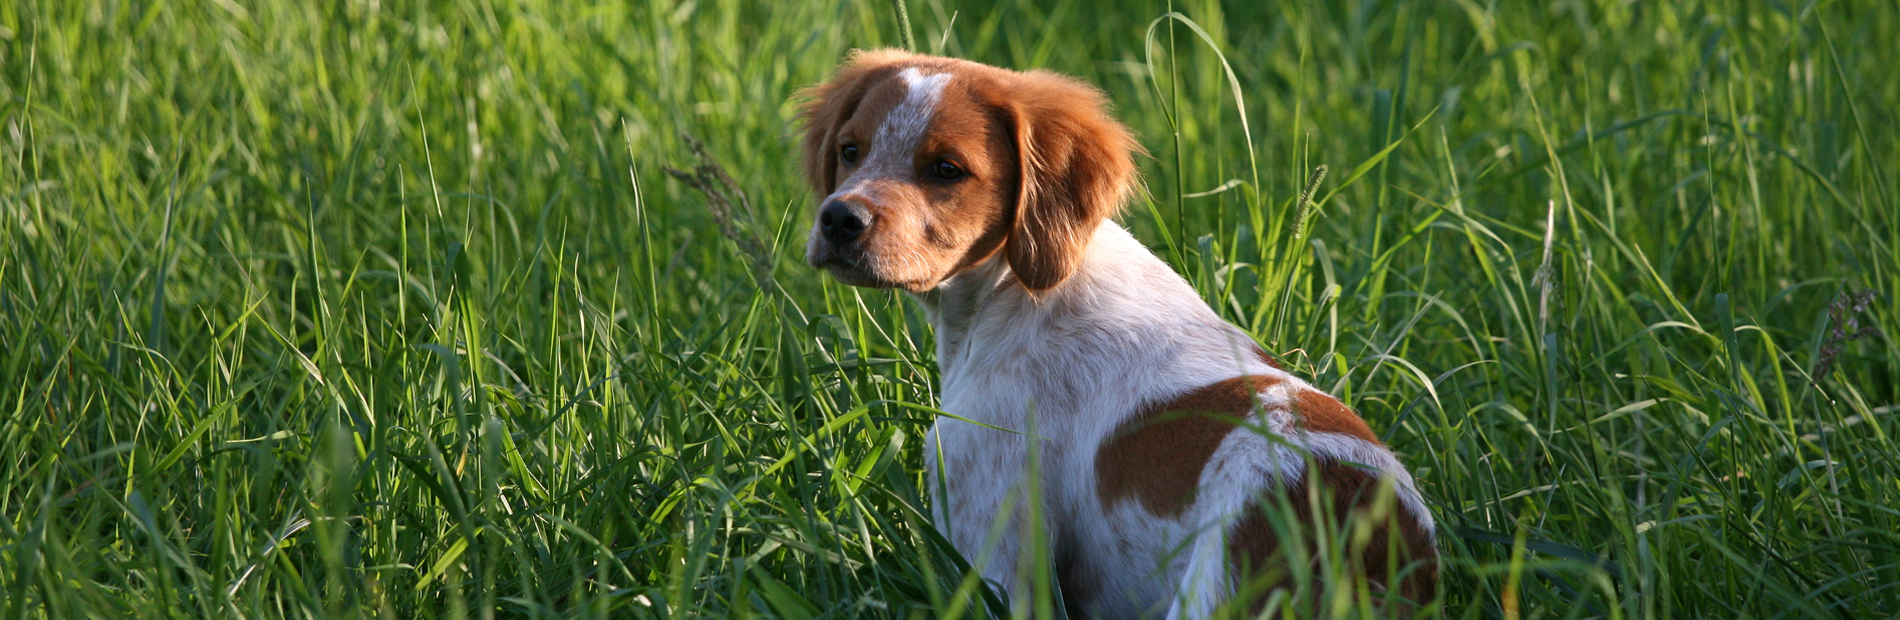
[932,160,964,180]
[839,144,859,164]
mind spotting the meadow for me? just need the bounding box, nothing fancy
[2,0,1897,617]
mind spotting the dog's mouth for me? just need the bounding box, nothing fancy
[810,250,940,292]
[810,250,892,288]
[822,263,893,288]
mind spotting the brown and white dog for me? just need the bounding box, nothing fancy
[799,50,1437,618]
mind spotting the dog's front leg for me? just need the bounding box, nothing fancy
[927,419,1050,613]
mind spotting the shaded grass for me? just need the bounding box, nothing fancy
[1,0,1896,618]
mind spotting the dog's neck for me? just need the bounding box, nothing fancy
[910,220,1145,378]
[909,219,1275,431]
[910,248,1018,375]
[914,219,1265,376]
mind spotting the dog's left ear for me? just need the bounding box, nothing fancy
[1002,70,1140,292]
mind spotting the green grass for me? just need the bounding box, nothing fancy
[3,0,1897,618]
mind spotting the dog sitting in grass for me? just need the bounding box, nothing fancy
[798,49,1438,618]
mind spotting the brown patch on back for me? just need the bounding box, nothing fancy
[1289,389,1381,445]
[1227,460,1439,614]
[1095,375,1284,516]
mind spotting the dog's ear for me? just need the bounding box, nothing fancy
[1003,70,1140,291]
[798,49,915,198]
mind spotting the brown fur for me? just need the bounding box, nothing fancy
[920,84,1020,277]
[1226,460,1439,614]
[1095,375,1284,517]
[1095,375,1390,518]
[997,71,1141,290]
[1290,388,1380,445]
[1096,376,1435,612]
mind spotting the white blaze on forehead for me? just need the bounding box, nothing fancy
[877,67,952,157]
[831,66,953,200]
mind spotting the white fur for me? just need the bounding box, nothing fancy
[830,67,951,203]
[882,68,951,154]
[915,222,1436,618]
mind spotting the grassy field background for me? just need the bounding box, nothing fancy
[3,0,1898,618]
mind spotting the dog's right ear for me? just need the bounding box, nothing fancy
[798,49,916,198]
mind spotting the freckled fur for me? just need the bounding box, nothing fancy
[797,49,1438,618]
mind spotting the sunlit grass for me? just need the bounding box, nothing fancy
[1,0,1895,618]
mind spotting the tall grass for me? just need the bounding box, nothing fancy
[2,0,1896,618]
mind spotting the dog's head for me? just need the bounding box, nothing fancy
[799,50,1138,293]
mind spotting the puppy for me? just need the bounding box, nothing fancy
[799,49,1437,618]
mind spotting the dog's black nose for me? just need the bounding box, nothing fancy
[818,200,871,244]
